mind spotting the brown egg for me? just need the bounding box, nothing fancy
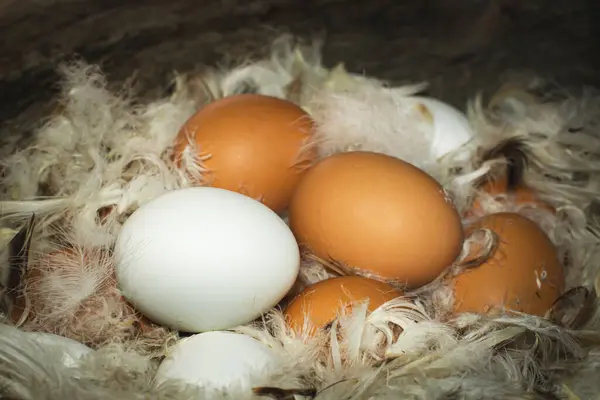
[470,175,554,215]
[451,212,564,316]
[284,276,401,335]
[288,151,464,288]
[172,94,316,213]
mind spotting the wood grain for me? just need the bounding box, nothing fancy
[0,0,598,146]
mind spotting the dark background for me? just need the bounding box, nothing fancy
[1,0,599,140]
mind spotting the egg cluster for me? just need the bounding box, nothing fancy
[101,93,565,389]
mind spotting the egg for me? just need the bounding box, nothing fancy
[114,187,300,332]
[155,331,280,391]
[25,332,93,368]
[172,94,316,213]
[451,212,564,316]
[470,175,554,214]
[284,276,401,335]
[288,151,464,288]
[412,96,474,160]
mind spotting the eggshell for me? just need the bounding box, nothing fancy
[451,212,564,316]
[470,175,555,214]
[284,276,401,335]
[114,187,300,332]
[173,94,316,213]
[26,332,93,368]
[288,151,464,288]
[155,331,280,391]
[412,96,474,160]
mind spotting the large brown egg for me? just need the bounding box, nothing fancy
[288,151,464,288]
[173,94,316,213]
[284,276,401,335]
[451,212,564,316]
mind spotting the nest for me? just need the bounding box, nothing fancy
[1,34,600,399]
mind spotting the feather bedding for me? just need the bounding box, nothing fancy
[1,35,600,399]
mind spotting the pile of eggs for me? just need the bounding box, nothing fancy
[107,94,565,391]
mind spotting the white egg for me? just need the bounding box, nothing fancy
[155,331,280,391]
[26,332,93,367]
[114,187,300,332]
[412,96,474,160]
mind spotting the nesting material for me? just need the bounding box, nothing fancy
[9,234,174,354]
[1,34,600,399]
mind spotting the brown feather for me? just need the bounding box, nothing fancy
[481,137,531,189]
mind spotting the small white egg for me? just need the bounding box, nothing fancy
[114,187,300,332]
[26,332,93,367]
[155,331,280,391]
[412,96,474,160]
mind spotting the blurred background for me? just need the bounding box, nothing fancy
[1,0,599,138]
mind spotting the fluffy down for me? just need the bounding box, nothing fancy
[1,226,176,354]
[308,83,437,173]
[0,303,597,400]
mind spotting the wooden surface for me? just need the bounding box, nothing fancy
[0,0,599,142]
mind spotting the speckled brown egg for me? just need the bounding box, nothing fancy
[172,94,316,213]
[288,151,464,289]
[284,276,401,335]
[451,212,564,316]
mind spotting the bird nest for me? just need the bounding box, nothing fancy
[1,35,600,400]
